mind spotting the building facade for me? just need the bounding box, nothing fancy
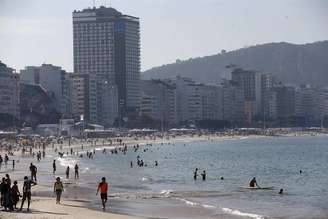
[140,80,177,126]
[20,64,69,115]
[73,6,140,125]
[231,68,262,123]
[0,61,20,119]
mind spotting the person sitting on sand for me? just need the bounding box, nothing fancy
[96,177,109,211]
[54,177,64,204]
[249,177,260,188]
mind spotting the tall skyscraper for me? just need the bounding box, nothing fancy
[73,6,140,125]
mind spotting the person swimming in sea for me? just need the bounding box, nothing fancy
[249,177,260,188]
[279,188,284,194]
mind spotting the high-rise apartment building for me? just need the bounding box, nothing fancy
[274,86,296,118]
[221,80,245,124]
[140,80,177,126]
[20,64,70,115]
[231,68,262,123]
[0,61,20,120]
[73,6,140,125]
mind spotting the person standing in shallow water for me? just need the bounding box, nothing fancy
[66,166,70,179]
[74,164,79,179]
[96,177,109,211]
[54,177,64,204]
[201,170,206,181]
[193,168,198,180]
[53,160,56,174]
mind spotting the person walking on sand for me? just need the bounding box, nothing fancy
[66,166,70,179]
[29,163,37,183]
[74,164,79,179]
[54,177,64,204]
[20,176,36,212]
[11,181,20,209]
[96,177,109,211]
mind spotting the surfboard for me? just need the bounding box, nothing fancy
[239,186,274,190]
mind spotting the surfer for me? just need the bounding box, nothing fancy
[249,177,260,188]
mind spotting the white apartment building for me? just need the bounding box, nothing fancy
[20,64,69,115]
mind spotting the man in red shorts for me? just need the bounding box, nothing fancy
[96,177,109,211]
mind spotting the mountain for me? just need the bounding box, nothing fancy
[142,41,328,86]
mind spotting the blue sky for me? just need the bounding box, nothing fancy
[0,0,327,72]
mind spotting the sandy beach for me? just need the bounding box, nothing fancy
[0,197,144,219]
[0,134,223,219]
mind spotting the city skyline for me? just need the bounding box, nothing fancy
[1,0,327,73]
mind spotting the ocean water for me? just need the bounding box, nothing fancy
[57,135,328,219]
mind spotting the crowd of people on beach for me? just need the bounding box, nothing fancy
[0,130,303,215]
[0,173,36,212]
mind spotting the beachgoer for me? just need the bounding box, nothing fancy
[29,163,37,183]
[53,160,56,174]
[11,181,20,209]
[193,168,198,180]
[249,177,259,188]
[54,177,64,204]
[279,188,284,194]
[74,164,79,179]
[66,166,70,179]
[0,177,5,207]
[201,170,206,181]
[20,176,36,212]
[96,177,109,211]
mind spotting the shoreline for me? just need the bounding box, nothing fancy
[1,133,328,219]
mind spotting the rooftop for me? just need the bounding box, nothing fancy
[73,6,138,20]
